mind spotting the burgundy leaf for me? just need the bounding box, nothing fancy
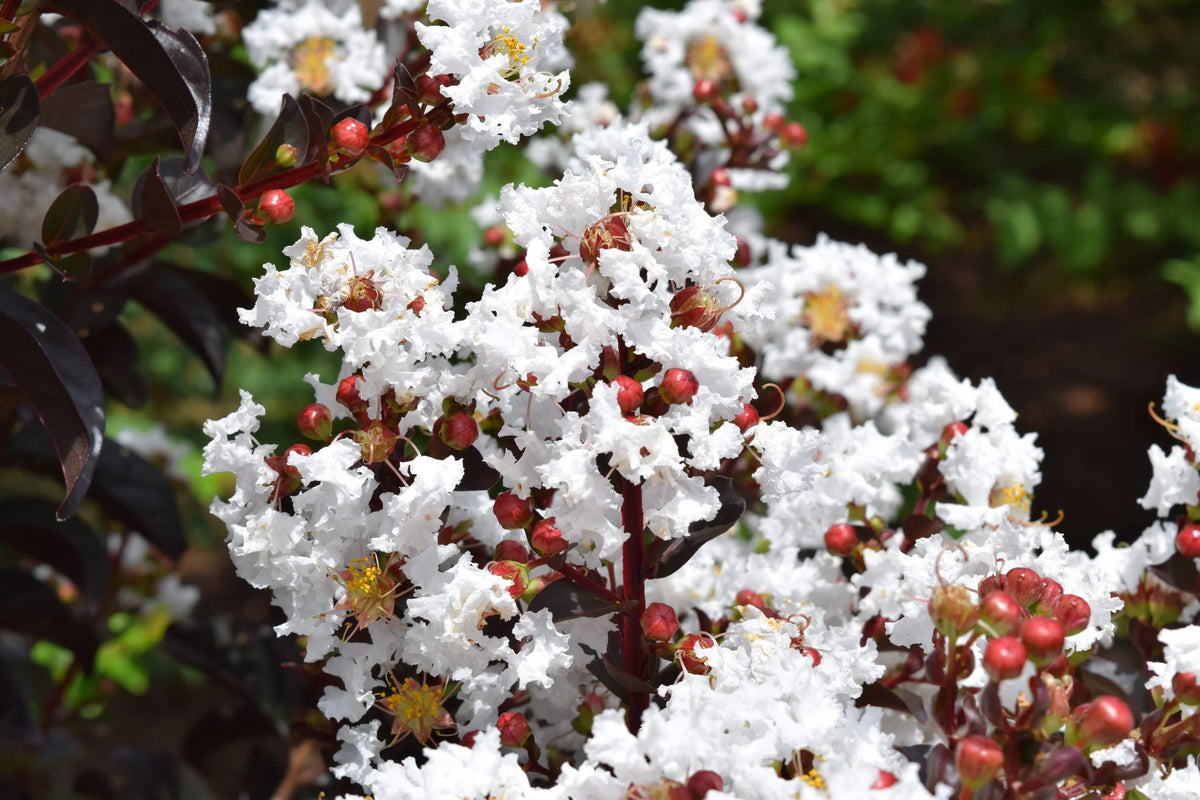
[41,183,98,248]
[0,74,38,173]
[0,287,104,519]
[39,81,116,160]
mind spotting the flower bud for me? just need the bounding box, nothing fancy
[930,583,979,639]
[669,286,723,332]
[979,590,1022,637]
[1034,577,1064,616]
[493,540,530,563]
[1005,567,1044,607]
[274,143,298,167]
[612,375,644,415]
[734,589,766,612]
[578,215,633,269]
[733,236,751,267]
[408,123,445,162]
[871,771,897,789]
[977,574,1002,598]
[823,523,857,557]
[530,517,567,556]
[1072,695,1134,751]
[1053,594,1091,636]
[336,374,369,416]
[297,403,332,441]
[675,633,714,675]
[258,189,294,224]
[1172,671,1200,705]
[493,491,534,530]
[1020,616,1065,666]
[1177,523,1200,558]
[782,121,808,148]
[488,560,529,599]
[693,78,719,102]
[733,403,760,434]
[331,117,369,156]
[983,636,1027,682]
[640,602,679,642]
[659,368,699,405]
[497,711,531,748]
[687,771,724,797]
[955,735,1003,790]
[434,411,478,450]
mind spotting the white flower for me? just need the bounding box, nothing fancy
[159,0,216,34]
[416,0,571,149]
[243,0,387,115]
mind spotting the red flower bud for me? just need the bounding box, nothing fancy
[670,286,724,332]
[331,117,369,157]
[1072,695,1134,751]
[871,771,897,789]
[513,260,529,277]
[955,734,1003,790]
[435,411,478,450]
[659,368,699,405]
[488,560,529,599]
[734,589,765,611]
[675,633,714,675]
[1177,523,1200,558]
[983,636,1027,682]
[979,590,1023,637]
[530,517,568,556]
[781,121,808,148]
[497,711,532,748]
[930,584,979,639]
[1020,616,1065,666]
[1053,594,1091,636]
[733,403,760,434]
[687,771,724,797]
[977,574,1002,598]
[640,602,679,642]
[1172,671,1200,705]
[1034,577,1063,615]
[258,189,294,224]
[336,375,369,416]
[824,523,857,557]
[578,215,633,270]
[612,375,644,415]
[493,540,530,563]
[408,123,445,162]
[710,167,731,187]
[733,235,751,267]
[1005,567,1044,607]
[693,79,719,102]
[493,491,534,530]
[297,403,333,441]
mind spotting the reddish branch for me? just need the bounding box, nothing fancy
[620,475,648,732]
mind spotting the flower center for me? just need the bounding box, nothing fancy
[483,26,536,76]
[992,482,1032,515]
[376,677,455,744]
[292,36,338,95]
[686,34,734,83]
[335,554,398,628]
[803,284,852,344]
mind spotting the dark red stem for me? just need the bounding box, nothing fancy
[36,38,101,99]
[555,561,618,603]
[0,0,20,24]
[619,475,648,733]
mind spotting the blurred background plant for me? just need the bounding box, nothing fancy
[2,0,1198,798]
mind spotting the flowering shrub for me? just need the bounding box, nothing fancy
[1,1,1197,798]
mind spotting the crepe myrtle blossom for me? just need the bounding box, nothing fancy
[416,0,572,149]
[242,0,388,115]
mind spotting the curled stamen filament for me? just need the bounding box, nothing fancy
[714,276,745,315]
[933,541,970,588]
[1018,508,1065,529]
[759,383,787,421]
[1148,401,1191,445]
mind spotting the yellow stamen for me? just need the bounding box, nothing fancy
[291,36,338,96]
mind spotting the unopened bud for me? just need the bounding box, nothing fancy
[530,517,567,556]
[612,375,644,415]
[331,117,369,157]
[1177,523,1200,558]
[488,560,529,599]
[824,523,857,557]
[1072,695,1134,751]
[274,143,298,167]
[1053,594,1091,636]
[297,403,333,441]
[659,368,699,405]
[1020,616,1065,666]
[496,711,531,748]
[640,602,679,642]
[687,771,724,797]
[1005,567,1043,607]
[955,734,1003,790]
[983,636,1027,682]
[930,583,979,639]
[258,189,294,224]
[408,123,445,162]
[434,410,478,450]
[493,491,534,530]
[978,590,1022,637]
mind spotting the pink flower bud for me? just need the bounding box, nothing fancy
[669,286,724,332]
[336,375,369,415]
[640,602,679,642]
[1172,671,1200,705]
[687,771,724,797]
[612,375,644,415]
[1034,577,1063,615]
[331,117,369,157]
[871,771,897,789]
[659,368,699,405]
[782,121,808,148]
[408,123,445,162]
[493,540,530,563]
[693,79,719,102]
[297,403,332,441]
[258,189,294,224]
[733,403,760,434]
[955,734,1003,790]
[734,589,766,612]
[1005,567,1043,607]
[983,636,1027,681]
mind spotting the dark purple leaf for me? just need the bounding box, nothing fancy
[132,157,183,234]
[179,268,269,351]
[1149,552,1200,595]
[122,264,227,386]
[235,218,266,243]
[239,94,308,187]
[856,681,928,723]
[39,81,116,160]
[41,183,98,248]
[92,438,187,560]
[527,577,627,623]
[216,183,244,222]
[0,73,38,173]
[0,568,98,670]
[80,322,146,408]
[0,287,104,519]
[299,95,333,174]
[0,497,109,612]
[645,476,744,579]
[902,512,944,543]
[367,143,405,182]
[453,445,500,491]
[32,242,92,281]
[1019,746,1087,792]
[156,155,216,205]
[46,0,211,173]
